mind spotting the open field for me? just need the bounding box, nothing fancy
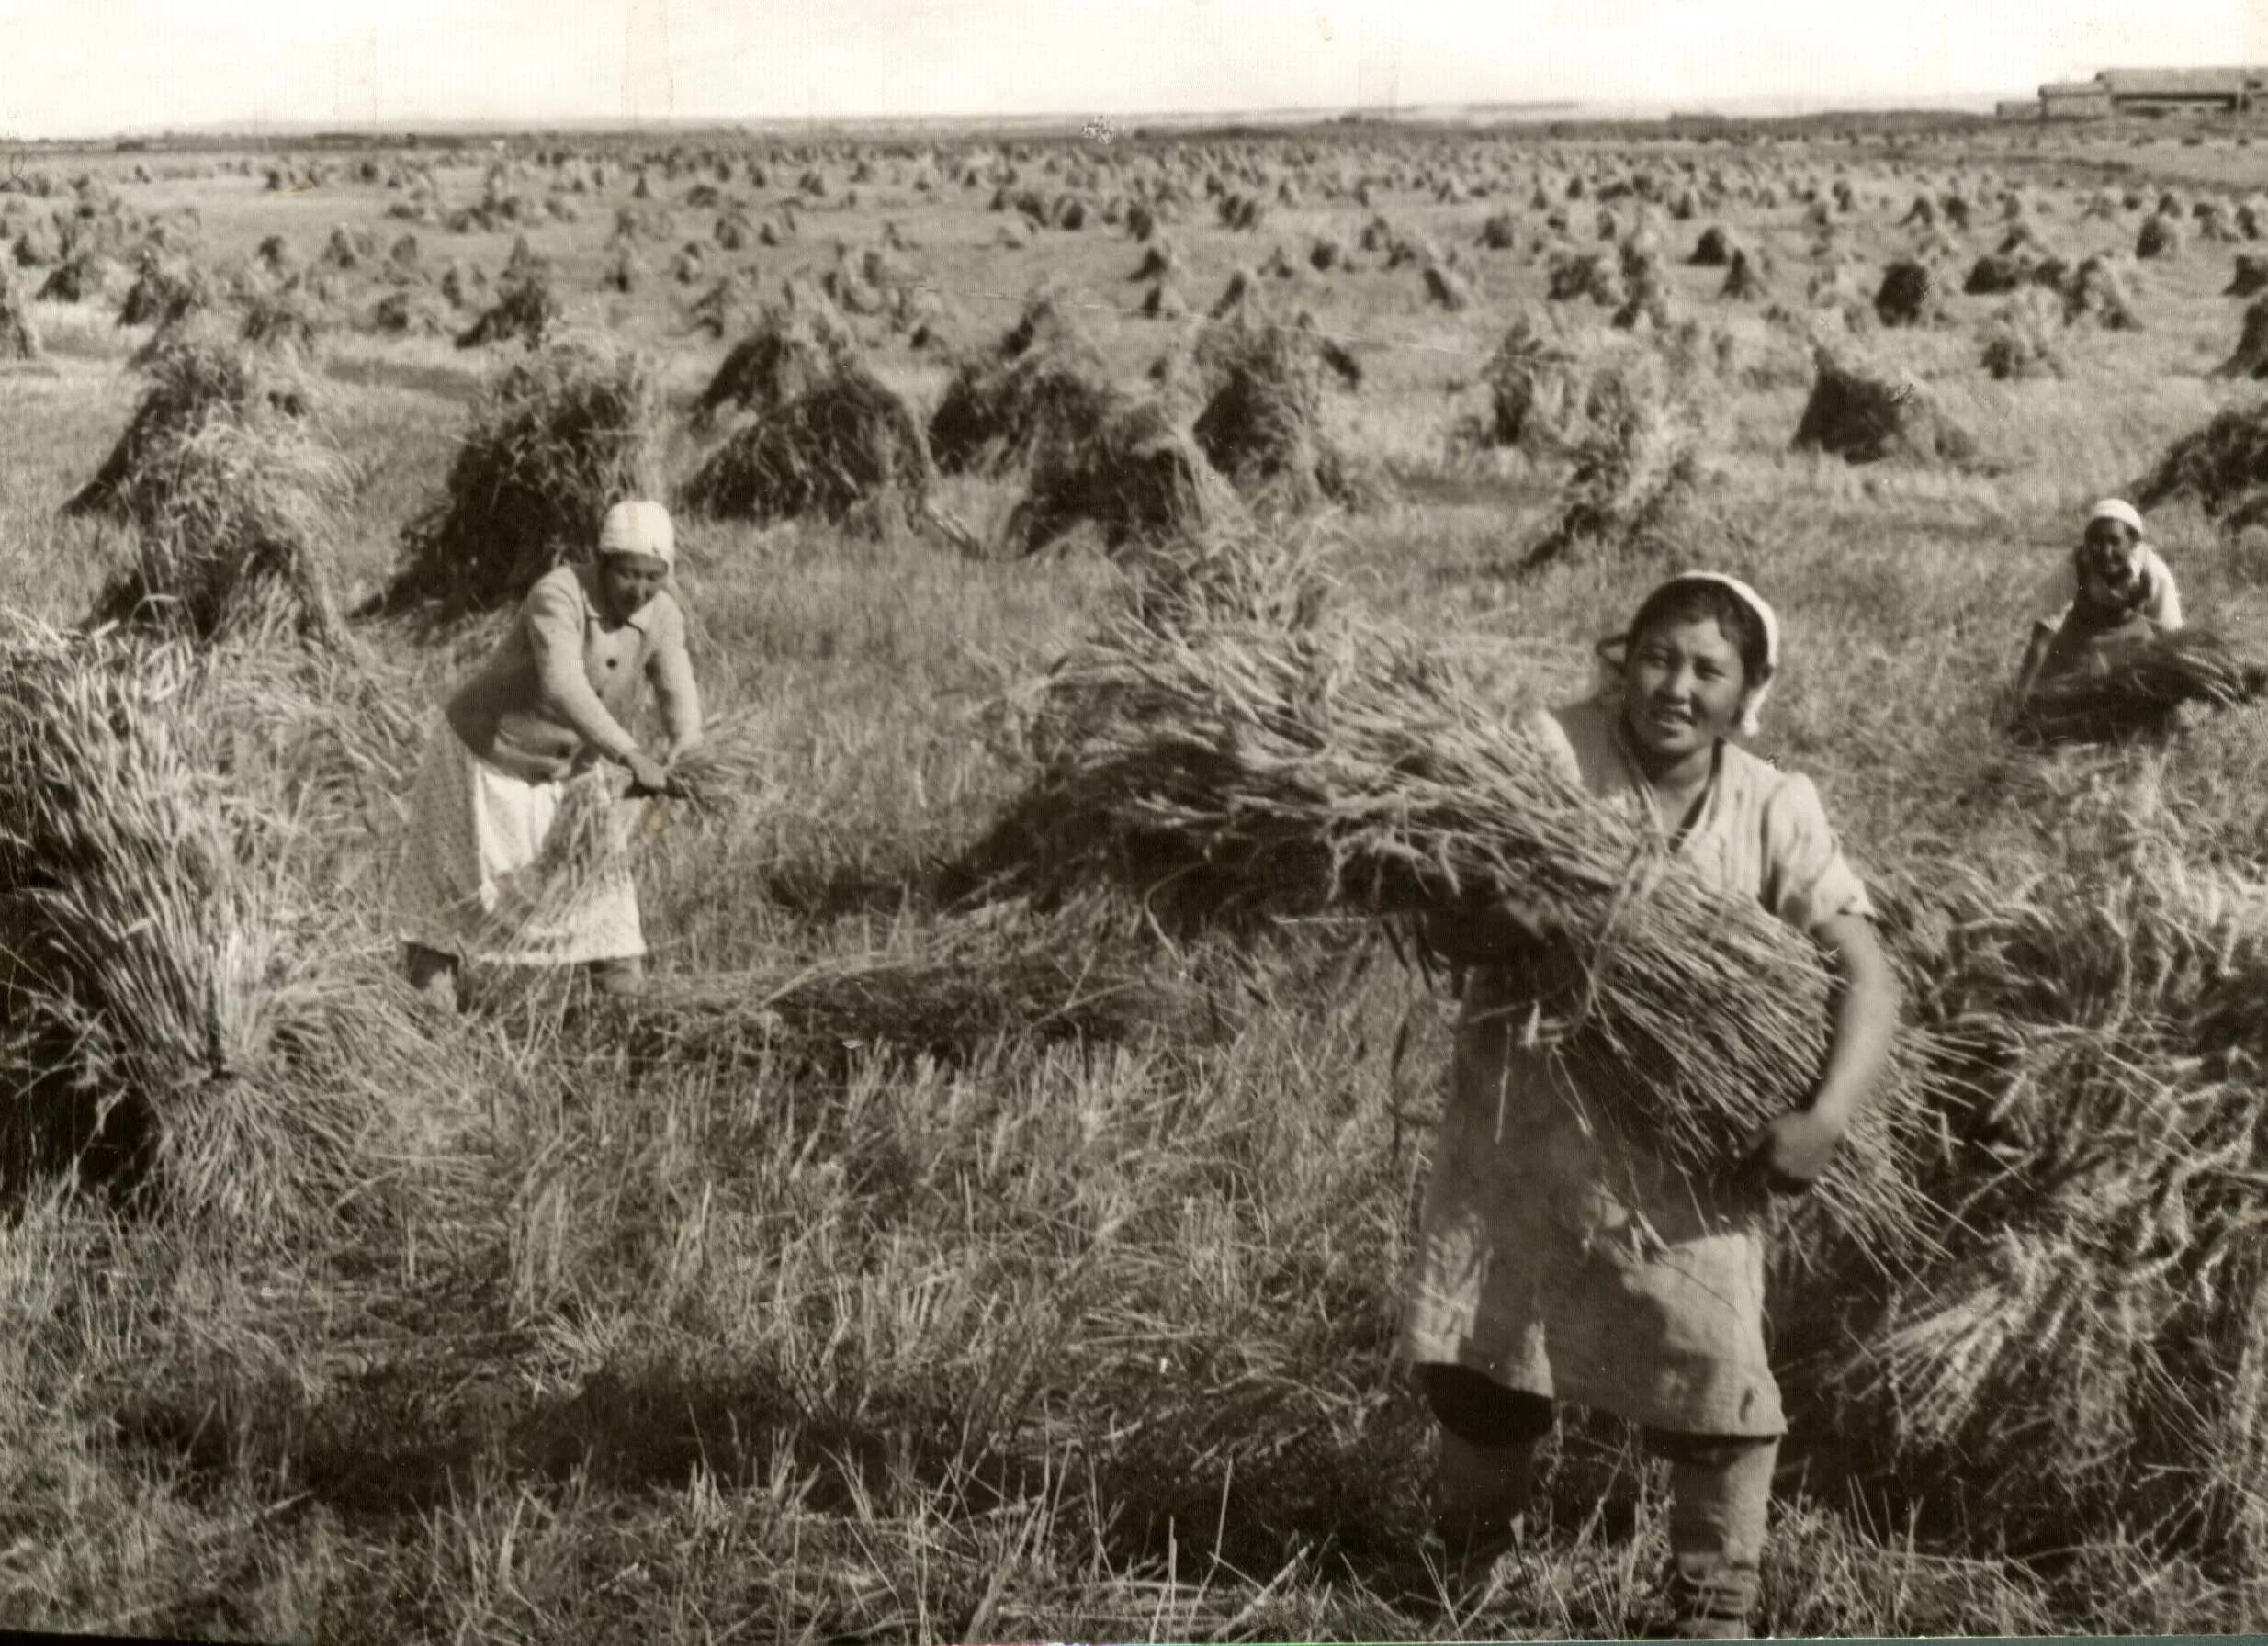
[5,114,2268,1640]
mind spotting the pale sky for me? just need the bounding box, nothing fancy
[1,0,2261,139]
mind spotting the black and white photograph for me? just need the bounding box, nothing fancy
[2,1,2266,1640]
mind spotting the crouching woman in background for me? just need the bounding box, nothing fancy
[2012,497,2183,705]
[392,500,703,1009]
[1400,571,1901,1639]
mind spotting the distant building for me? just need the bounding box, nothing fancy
[2041,80,2114,120]
[2097,67,2268,114]
[2022,67,2268,120]
[1997,99,2043,121]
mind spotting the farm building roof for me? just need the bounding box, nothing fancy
[2094,67,2268,96]
[2041,82,2110,98]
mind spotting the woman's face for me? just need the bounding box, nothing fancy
[1623,614,1751,761]
[600,553,669,620]
[2078,519,2140,604]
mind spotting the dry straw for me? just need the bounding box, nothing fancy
[2017,627,2268,746]
[615,900,1208,1074]
[384,337,664,615]
[928,286,1115,476]
[966,596,1941,1251]
[63,321,348,646]
[0,618,456,1244]
[1817,838,2268,1553]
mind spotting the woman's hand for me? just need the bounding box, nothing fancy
[625,750,674,797]
[1742,1107,1849,1195]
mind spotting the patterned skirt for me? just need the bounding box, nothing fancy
[390,716,646,966]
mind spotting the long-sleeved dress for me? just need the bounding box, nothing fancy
[1398,694,1874,1439]
[391,563,702,967]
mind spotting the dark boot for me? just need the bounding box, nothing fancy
[1431,1427,1537,1572]
[1653,1430,1777,1640]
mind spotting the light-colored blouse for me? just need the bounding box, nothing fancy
[445,563,701,784]
[1400,694,1874,1437]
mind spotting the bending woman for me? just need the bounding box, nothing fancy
[1402,571,1901,1640]
[392,500,703,1007]
[2013,497,2183,704]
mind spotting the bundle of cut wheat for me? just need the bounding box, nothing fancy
[691,295,860,429]
[965,604,1938,1247]
[456,264,560,350]
[1002,393,1236,558]
[0,264,39,360]
[383,339,664,615]
[1791,345,1976,468]
[1807,841,2268,1558]
[1470,314,1579,452]
[682,362,931,536]
[62,322,346,646]
[928,287,1115,475]
[2016,627,2268,746]
[0,620,458,1242]
[1520,359,1700,571]
[655,705,774,822]
[1182,316,1373,516]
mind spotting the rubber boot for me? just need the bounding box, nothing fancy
[1657,1431,1777,1640]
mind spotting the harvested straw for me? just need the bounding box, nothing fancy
[2133,400,2268,525]
[62,322,345,644]
[1003,393,1233,558]
[1524,356,1701,569]
[2137,213,2183,260]
[1720,248,1771,302]
[682,362,931,536]
[385,339,664,614]
[456,265,560,350]
[0,265,38,360]
[615,902,1202,1074]
[1981,288,2066,382]
[1812,841,2268,1555]
[2016,627,2268,745]
[1185,316,1372,516]
[1473,314,1578,451]
[0,622,447,1239]
[966,606,1934,1246]
[2064,255,2140,330]
[1792,346,1976,467]
[39,247,115,303]
[2211,297,2268,380]
[117,252,218,329]
[370,286,452,337]
[691,296,860,429]
[928,287,1116,476]
[1873,257,1943,327]
[238,287,329,357]
[685,270,756,341]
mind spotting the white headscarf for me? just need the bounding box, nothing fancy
[599,499,676,569]
[2088,498,2144,536]
[1594,570,1782,738]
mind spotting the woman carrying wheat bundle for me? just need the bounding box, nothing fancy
[391,500,703,1009]
[1401,572,1901,1638]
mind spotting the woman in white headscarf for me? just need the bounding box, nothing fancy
[2013,497,2183,705]
[391,500,704,1007]
[1400,571,1901,1638]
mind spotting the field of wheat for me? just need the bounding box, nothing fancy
[5,114,2268,1640]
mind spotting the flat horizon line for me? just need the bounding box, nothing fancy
[5,88,2025,146]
